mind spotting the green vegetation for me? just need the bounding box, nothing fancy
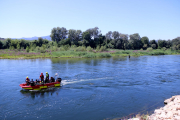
[0,47,180,59]
[0,26,180,58]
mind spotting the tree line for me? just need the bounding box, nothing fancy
[0,27,180,51]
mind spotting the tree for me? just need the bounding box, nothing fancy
[120,34,128,50]
[151,44,157,49]
[68,29,82,45]
[58,38,71,47]
[20,39,26,49]
[157,40,166,49]
[129,33,142,49]
[26,46,29,52]
[50,27,67,42]
[141,36,149,47]
[17,43,20,50]
[105,31,112,40]
[5,38,12,49]
[171,37,180,50]
[85,27,101,39]
[112,31,119,39]
[82,32,91,47]
[165,40,171,48]
[0,41,3,49]
[149,40,158,49]
[38,37,43,47]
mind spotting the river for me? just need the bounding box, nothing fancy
[0,55,180,120]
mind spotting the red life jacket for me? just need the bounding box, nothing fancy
[26,78,30,82]
[40,75,44,79]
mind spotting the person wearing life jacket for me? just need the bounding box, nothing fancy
[45,72,49,83]
[30,79,35,86]
[50,77,55,82]
[39,73,44,83]
[26,76,30,85]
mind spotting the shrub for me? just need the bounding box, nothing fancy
[76,46,86,51]
[99,46,107,52]
[146,47,153,52]
[59,47,65,51]
[162,47,166,51]
[122,51,130,54]
[86,46,93,52]
[26,46,29,52]
[40,47,46,53]
[96,46,100,52]
[98,53,111,57]
[83,53,96,58]
[151,44,157,49]
[35,46,40,52]
[63,45,70,51]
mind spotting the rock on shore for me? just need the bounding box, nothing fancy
[129,95,180,120]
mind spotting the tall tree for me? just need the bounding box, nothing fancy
[120,33,129,50]
[129,33,142,49]
[68,29,82,45]
[105,31,112,40]
[50,27,67,42]
[149,40,158,49]
[141,36,149,49]
[38,37,43,47]
[112,31,120,39]
[85,27,101,39]
[157,40,166,49]
[0,40,3,49]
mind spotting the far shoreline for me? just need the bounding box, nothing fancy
[0,49,180,59]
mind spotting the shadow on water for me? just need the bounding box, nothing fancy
[20,87,61,99]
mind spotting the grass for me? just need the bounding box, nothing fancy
[0,48,180,59]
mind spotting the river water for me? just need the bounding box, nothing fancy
[0,55,180,120]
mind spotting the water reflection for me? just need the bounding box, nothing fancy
[20,87,60,99]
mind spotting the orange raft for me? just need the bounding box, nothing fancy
[19,78,62,91]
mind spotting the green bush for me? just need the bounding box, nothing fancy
[162,47,166,51]
[26,46,29,52]
[76,46,86,51]
[99,46,107,52]
[122,51,130,54]
[86,46,93,52]
[59,47,65,51]
[63,45,70,51]
[96,46,100,52]
[40,47,46,53]
[146,47,153,52]
[83,53,96,58]
[98,53,111,57]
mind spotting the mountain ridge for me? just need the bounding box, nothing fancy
[11,35,51,40]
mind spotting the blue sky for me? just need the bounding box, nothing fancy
[0,0,180,40]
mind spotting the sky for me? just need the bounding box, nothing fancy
[0,0,180,40]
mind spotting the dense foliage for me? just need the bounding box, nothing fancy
[0,27,180,52]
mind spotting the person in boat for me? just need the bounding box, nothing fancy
[26,76,30,85]
[30,79,35,86]
[39,73,44,84]
[45,72,49,83]
[50,77,55,82]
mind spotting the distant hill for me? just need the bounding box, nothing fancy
[11,35,51,41]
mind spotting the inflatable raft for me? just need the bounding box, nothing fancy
[19,78,62,91]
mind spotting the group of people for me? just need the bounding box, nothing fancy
[26,72,55,85]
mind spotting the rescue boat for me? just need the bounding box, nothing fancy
[19,78,62,91]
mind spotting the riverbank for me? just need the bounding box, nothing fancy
[0,49,180,59]
[128,95,180,120]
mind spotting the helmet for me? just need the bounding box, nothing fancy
[41,73,43,75]
[26,76,28,78]
[46,72,48,74]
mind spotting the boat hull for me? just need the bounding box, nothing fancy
[19,82,61,91]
